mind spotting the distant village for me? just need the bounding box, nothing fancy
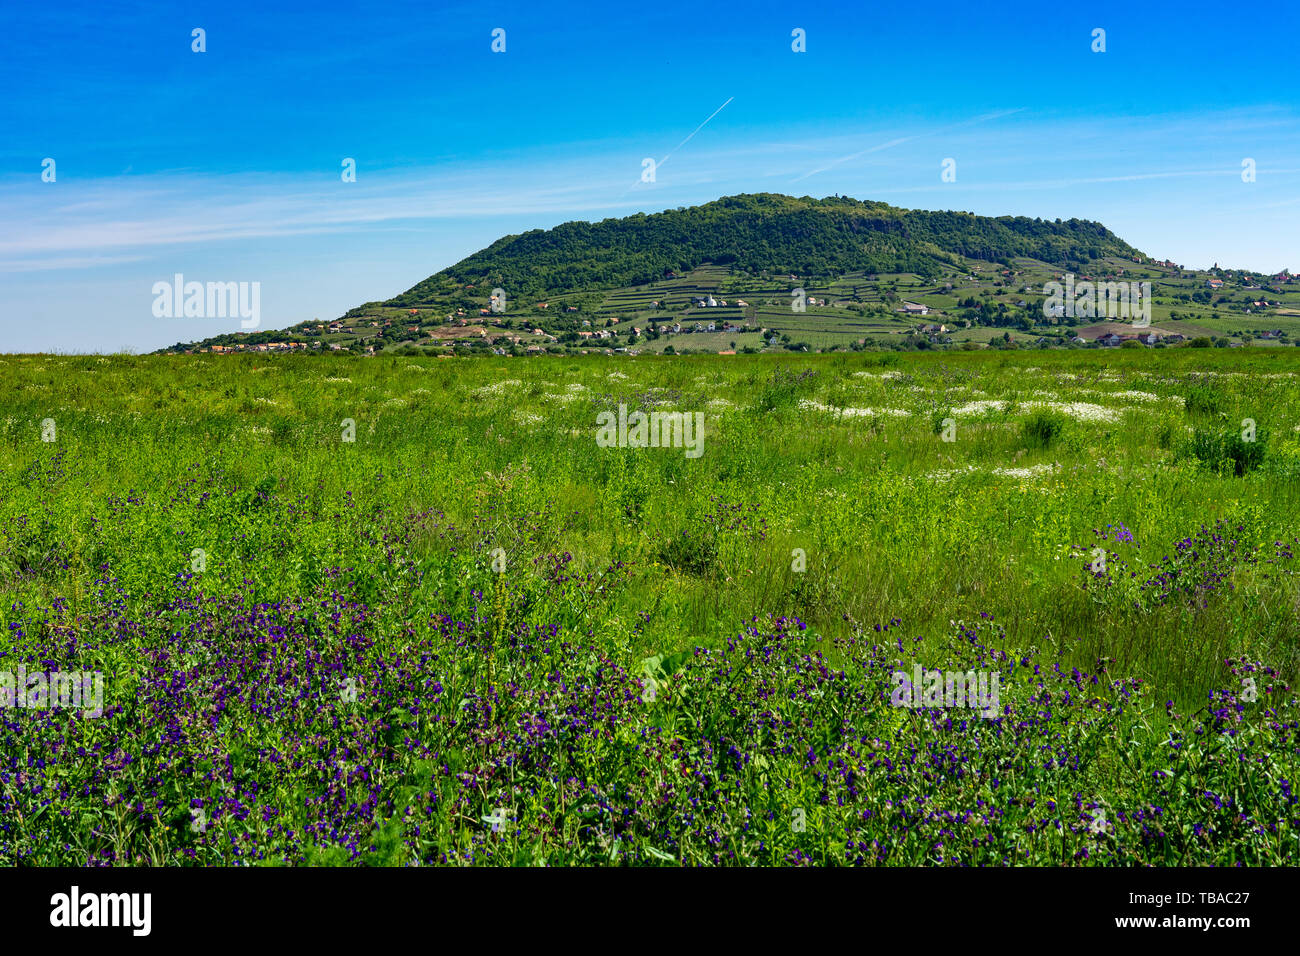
[177,265,1300,356]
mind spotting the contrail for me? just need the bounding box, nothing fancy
[619,96,735,198]
[793,107,1027,183]
[659,96,735,171]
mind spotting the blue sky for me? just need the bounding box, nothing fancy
[2,0,1298,352]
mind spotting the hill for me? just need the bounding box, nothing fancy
[380,193,1138,305]
[160,193,1300,355]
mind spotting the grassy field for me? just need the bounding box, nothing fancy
[2,350,1299,865]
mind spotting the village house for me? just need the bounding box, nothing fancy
[1206,278,1224,289]
[901,302,930,316]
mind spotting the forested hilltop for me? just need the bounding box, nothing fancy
[372,193,1140,309]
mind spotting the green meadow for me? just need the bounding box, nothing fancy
[2,349,1299,865]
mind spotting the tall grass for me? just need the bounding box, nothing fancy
[1,349,1298,864]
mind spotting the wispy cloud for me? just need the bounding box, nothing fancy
[0,254,149,273]
[0,170,639,270]
[792,108,1027,182]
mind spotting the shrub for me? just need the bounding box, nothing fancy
[1190,427,1268,476]
[1184,382,1221,416]
[756,366,819,412]
[654,528,718,576]
[1021,410,1066,449]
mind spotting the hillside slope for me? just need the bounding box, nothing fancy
[369,193,1140,311]
[160,193,1300,355]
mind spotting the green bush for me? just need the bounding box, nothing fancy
[756,366,819,411]
[1190,426,1268,476]
[1184,382,1222,416]
[1021,410,1066,449]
